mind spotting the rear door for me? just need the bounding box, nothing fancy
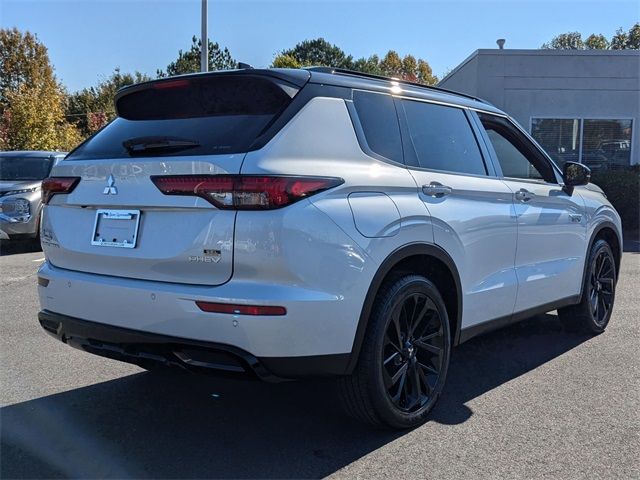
[42,73,303,286]
[398,98,519,328]
[475,112,587,312]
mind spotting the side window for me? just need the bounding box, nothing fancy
[352,90,403,163]
[479,113,556,183]
[401,99,487,176]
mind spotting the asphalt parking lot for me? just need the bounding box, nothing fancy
[1,242,638,479]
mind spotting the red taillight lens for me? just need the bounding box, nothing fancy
[196,301,286,316]
[41,177,80,205]
[151,175,343,210]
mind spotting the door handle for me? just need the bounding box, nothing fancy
[515,188,533,202]
[422,182,452,198]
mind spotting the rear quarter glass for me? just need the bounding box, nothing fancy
[67,75,300,160]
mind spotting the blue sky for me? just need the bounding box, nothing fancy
[2,0,638,92]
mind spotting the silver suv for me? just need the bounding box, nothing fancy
[0,151,66,241]
[37,68,622,428]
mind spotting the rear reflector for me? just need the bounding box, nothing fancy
[196,301,286,316]
[41,177,80,205]
[151,175,343,210]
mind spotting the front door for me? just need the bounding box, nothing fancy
[475,113,587,313]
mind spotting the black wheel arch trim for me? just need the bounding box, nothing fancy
[584,221,622,290]
[345,242,462,375]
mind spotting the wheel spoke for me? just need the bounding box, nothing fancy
[417,364,433,397]
[414,338,441,355]
[384,351,400,366]
[387,362,408,389]
[391,367,408,403]
[391,309,403,346]
[599,278,614,292]
[418,361,438,376]
[411,299,436,339]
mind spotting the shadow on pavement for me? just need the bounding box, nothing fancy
[0,239,42,256]
[1,313,590,479]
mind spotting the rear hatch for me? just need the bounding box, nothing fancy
[42,71,307,286]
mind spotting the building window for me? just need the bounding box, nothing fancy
[583,120,632,171]
[531,118,633,171]
[531,118,580,167]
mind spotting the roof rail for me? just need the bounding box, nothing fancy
[306,66,491,105]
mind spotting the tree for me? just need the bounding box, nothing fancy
[541,32,585,49]
[277,38,353,69]
[67,68,150,136]
[611,27,629,49]
[543,24,640,50]
[272,39,438,85]
[272,54,300,69]
[157,36,236,77]
[585,34,609,50]
[627,23,640,49]
[0,28,79,150]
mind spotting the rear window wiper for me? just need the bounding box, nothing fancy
[123,136,201,155]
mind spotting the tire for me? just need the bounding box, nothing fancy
[339,275,451,429]
[558,239,617,334]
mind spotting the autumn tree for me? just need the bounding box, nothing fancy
[67,68,150,137]
[157,36,236,77]
[0,28,79,150]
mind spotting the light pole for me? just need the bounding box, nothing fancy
[201,0,208,72]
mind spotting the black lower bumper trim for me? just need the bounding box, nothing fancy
[38,310,350,381]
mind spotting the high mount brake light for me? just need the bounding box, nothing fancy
[150,175,343,210]
[152,79,190,89]
[41,177,80,204]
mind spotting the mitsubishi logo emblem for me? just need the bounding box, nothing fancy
[103,175,118,195]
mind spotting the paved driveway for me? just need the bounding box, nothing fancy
[1,246,638,479]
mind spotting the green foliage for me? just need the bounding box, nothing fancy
[272,38,438,85]
[0,28,80,151]
[67,68,151,137]
[542,32,584,50]
[627,23,640,49]
[585,34,609,50]
[610,28,629,49]
[591,168,640,231]
[157,36,236,77]
[543,23,639,50]
[278,38,353,69]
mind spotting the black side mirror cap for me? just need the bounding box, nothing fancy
[562,161,591,194]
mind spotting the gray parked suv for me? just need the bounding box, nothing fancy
[0,151,66,240]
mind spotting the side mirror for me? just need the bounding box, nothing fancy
[562,161,590,194]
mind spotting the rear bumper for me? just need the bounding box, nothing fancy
[38,309,349,380]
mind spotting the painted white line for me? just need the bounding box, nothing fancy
[32,258,45,262]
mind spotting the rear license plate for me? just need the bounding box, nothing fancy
[91,209,141,248]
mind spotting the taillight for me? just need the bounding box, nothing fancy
[150,175,343,210]
[196,301,286,316]
[41,177,80,205]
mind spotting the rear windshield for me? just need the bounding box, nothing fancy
[0,156,54,181]
[67,75,298,160]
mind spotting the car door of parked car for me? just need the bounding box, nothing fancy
[397,97,519,330]
[474,112,587,313]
